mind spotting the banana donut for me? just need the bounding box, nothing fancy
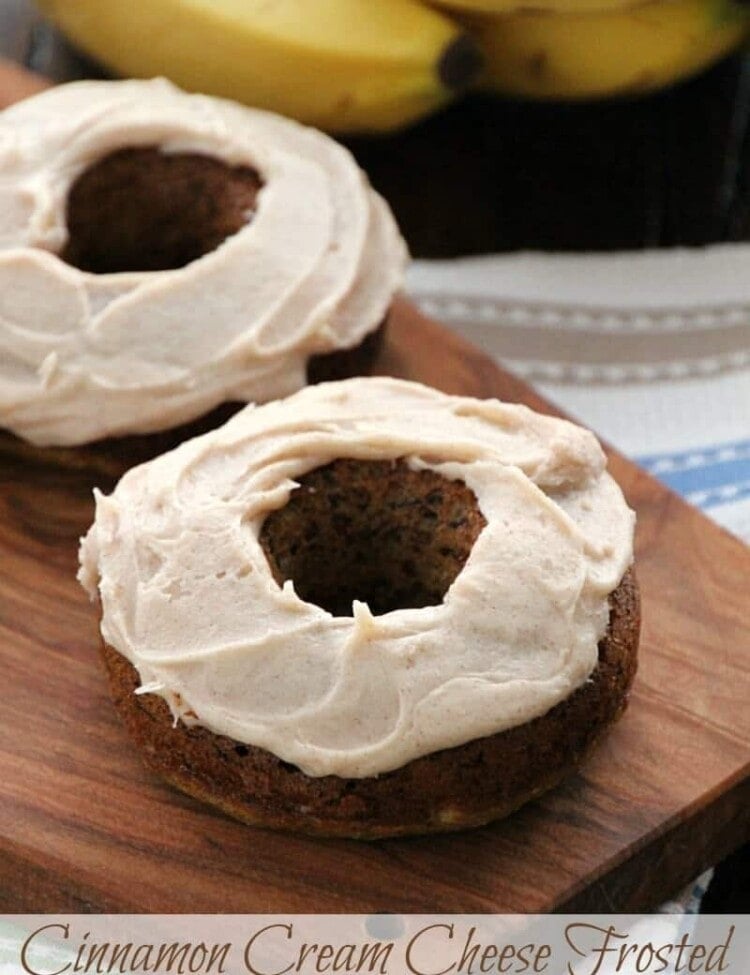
[79,377,639,838]
[0,79,406,447]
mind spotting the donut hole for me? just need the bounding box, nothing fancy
[61,147,262,274]
[259,458,487,618]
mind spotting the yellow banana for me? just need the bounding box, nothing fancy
[35,0,481,133]
[465,0,750,99]
[35,0,750,124]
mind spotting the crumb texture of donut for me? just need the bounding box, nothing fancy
[62,147,262,274]
[260,458,487,617]
[101,568,639,838]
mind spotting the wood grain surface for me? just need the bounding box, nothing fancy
[0,301,748,913]
[0,54,747,913]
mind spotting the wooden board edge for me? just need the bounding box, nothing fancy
[558,773,750,911]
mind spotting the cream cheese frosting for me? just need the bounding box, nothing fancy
[0,79,407,446]
[79,377,636,779]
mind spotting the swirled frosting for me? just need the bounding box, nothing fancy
[0,79,406,446]
[79,377,635,779]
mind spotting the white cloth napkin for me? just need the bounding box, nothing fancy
[408,246,750,543]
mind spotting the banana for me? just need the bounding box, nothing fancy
[35,0,750,123]
[464,0,749,99]
[35,0,482,133]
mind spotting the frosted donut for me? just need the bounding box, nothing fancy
[79,377,639,837]
[0,79,406,446]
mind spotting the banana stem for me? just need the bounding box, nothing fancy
[438,33,484,90]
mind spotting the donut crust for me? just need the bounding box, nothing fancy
[100,567,639,839]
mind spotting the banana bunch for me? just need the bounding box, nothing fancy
[35,0,482,133]
[38,0,750,133]
[434,0,750,100]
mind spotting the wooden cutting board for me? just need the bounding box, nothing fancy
[0,64,748,912]
[0,301,748,913]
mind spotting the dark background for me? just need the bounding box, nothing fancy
[350,52,750,257]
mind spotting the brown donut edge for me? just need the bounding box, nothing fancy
[99,568,640,839]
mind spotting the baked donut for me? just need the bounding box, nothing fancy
[0,79,406,448]
[79,377,639,838]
